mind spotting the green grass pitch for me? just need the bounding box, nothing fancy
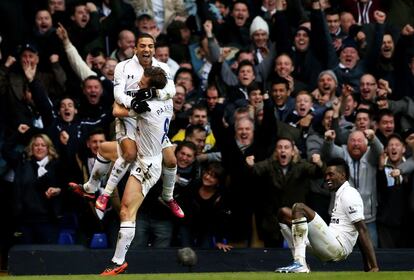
[1,272,414,280]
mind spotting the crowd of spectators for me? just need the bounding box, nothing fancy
[1,0,414,270]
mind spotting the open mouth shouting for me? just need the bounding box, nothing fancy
[325,179,334,189]
[278,153,290,166]
[297,106,309,117]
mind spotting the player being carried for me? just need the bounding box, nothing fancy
[275,158,379,273]
[95,65,174,275]
[69,33,183,219]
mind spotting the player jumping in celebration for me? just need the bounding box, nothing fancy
[69,33,183,219]
[275,158,379,273]
[100,65,174,275]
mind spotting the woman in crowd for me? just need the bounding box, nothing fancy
[13,134,64,244]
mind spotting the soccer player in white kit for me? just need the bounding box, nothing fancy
[69,33,183,219]
[275,158,379,273]
[101,66,174,275]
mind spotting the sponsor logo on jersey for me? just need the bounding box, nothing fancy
[125,90,138,97]
[348,206,357,214]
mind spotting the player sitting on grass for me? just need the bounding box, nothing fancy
[275,158,379,273]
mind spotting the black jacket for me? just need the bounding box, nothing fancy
[13,157,63,224]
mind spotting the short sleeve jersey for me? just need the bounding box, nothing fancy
[136,99,174,157]
[329,181,365,256]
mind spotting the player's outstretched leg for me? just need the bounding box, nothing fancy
[274,261,310,273]
[275,217,310,273]
[69,153,111,199]
[68,182,96,200]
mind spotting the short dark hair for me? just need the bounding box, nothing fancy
[136,32,155,44]
[185,124,207,139]
[206,83,220,94]
[326,158,350,180]
[59,95,76,106]
[235,48,252,61]
[190,104,208,115]
[175,140,197,155]
[325,8,340,17]
[247,81,262,95]
[355,108,372,119]
[271,76,290,90]
[231,0,249,11]
[83,75,102,87]
[376,108,394,122]
[87,127,106,139]
[237,60,255,75]
[385,133,404,147]
[144,66,167,89]
[276,136,295,148]
[69,1,87,16]
[174,67,198,87]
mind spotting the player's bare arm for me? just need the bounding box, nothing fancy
[113,102,130,118]
[354,220,379,272]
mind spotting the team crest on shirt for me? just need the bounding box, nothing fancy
[348,206,357,214]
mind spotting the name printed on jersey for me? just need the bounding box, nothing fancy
[331,218,340,224]
[156,104,173,116]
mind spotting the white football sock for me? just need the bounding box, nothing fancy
[279,223,294,256]
[112,221,136,265]
[84,153,111,193]
[104,156,130,196]
[161,165,177,201]
[292,217,308,265]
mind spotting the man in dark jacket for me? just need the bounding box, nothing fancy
[246,137,325,246]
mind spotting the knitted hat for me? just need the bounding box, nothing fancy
[295,26,311,37]
[318,70,338,85]
[340,37,358,53]
[249,16,269,37]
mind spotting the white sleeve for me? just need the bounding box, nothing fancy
[113,62,133,108]
[64,42,96,80]
[343,189,365,223]
[157,63,176,101]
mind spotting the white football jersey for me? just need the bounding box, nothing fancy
[113,56,175,108]
[135,99,173,157]
[329,181,365,256]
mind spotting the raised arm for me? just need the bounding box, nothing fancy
[365,129,384,164]
[321,130,345,159]
[56,23,97,80]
